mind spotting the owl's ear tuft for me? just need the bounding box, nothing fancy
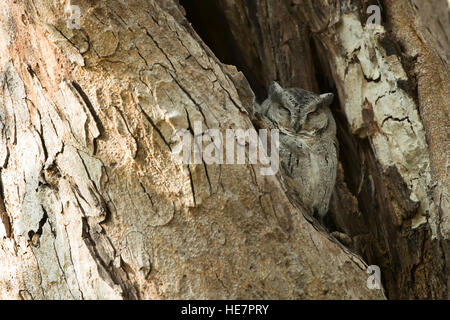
[319,93,334,107]
[268,81,284,100]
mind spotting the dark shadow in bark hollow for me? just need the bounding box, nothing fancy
[180,0,266,100]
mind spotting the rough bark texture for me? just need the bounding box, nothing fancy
[0,0,447,300]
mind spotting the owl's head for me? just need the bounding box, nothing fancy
[259,81,334,134]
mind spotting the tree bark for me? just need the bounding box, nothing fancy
[0,0,447,300]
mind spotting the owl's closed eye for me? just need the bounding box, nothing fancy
[267,104,291,129]
[301,108,329,132]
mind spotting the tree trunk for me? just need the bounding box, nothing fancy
[0,0,447,300]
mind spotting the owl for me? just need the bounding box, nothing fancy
[255,81,338,221]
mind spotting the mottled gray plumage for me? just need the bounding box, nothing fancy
[256,81,338,219]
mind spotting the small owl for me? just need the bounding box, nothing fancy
[255,81,338,221]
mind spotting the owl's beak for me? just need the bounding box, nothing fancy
[320,93,334,106]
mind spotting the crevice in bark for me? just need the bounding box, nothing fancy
[71,81,103,132]
[0,175,11,238]
[28,208,48,246]
[136,103,172,151]
[80,217,139,300]
[71,80,104,154]
[308,38,336,96]
[180,0,266,100]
